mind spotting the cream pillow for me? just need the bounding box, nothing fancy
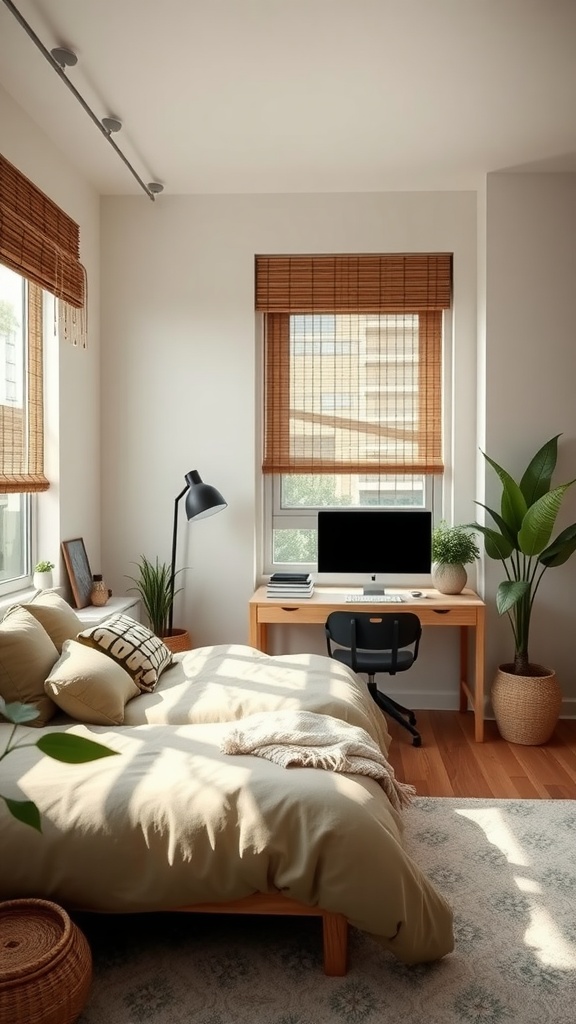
[45,639,140,725]
[0,605,59,726]
[22,590,84,653]
[76,613,173,692]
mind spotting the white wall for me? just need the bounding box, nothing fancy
[0,85,101,598]
[483,172,576,712]
[100,191,478,706]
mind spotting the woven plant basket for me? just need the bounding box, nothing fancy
[162,628,193,653]
[491,664,562,745]
[0,899,92,1024]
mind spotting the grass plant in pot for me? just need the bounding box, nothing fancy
[126,555,191,653]
[470,434,576,745]
[431,521,480,594]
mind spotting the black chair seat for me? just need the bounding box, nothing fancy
[325,610,423,746]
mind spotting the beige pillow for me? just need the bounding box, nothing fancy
[76,613,172,692]
[45,639,140,725]
[22,590,84,653]
[0,606,59,726]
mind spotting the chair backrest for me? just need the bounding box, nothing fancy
[325,610,422,673]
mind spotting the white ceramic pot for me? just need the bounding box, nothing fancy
[33,570,53,591]
[431,562,467,595]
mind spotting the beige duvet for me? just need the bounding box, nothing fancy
[0,645,453,965]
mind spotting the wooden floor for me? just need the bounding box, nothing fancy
[386,711,576,799]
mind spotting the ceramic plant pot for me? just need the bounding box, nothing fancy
[33,570,53,591]
[431,562,467,595]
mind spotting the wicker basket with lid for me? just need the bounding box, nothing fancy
[0,899,92,1024]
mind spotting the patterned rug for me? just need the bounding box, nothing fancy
[75,797,576,1024]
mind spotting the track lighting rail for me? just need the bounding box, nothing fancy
[2,0,163,200]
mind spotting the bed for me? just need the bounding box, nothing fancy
[0,595,454,974]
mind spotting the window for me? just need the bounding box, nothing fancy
[256,254,452,571]
[0,154,86,593]
[0,267,40,590]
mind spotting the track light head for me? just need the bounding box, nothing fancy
[51,46,78,68]
[102,117,122,134]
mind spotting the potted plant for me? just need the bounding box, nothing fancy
[33,560,55,590]
[126,555,191,653]
[431,521,480,594]
[470,434,576,744]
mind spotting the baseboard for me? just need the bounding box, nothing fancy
[381,686,576,718]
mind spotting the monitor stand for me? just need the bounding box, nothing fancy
[363,578,386,596]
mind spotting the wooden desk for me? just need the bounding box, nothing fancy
[249,586,486,742]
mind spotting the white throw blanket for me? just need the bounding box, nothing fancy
[221,710,415,812]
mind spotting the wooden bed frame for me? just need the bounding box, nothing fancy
[178,893,349,975]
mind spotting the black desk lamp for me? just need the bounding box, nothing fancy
[168,470,227,632]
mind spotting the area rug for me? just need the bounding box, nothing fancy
[75,797,576,1024]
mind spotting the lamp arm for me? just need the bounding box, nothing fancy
[168,485,188,633]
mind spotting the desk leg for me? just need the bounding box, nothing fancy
[459,626,469,714]
[459,618,486,742]
[249,604,267,652]
[474,608,486,743]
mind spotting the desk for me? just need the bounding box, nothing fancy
[248,586,486,742]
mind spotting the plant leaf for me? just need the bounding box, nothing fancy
[36,734,119,763]
[469,521,514,560]
[540,522,576,567]
[2,795,42,831]
[481,451,527,535]
[496,579,530,616]
[518,483,576,555]
[0,698,41,724]
[519,434,560,506]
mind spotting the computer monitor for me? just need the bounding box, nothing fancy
[317,509,432,593]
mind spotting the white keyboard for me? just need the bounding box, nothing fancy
[345,594,404,604]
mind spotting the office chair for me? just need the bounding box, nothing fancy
[325,610,423,747]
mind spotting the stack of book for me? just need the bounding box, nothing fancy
[266,572,314,598]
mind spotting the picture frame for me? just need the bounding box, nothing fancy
[61,537,93,608]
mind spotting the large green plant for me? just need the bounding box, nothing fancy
[1,698,118,830]
[126,555,183,636]
[471,435,576,676]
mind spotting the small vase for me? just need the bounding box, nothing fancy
[431,562,467,595]
[90,574,110,607]
[33,570,53,591]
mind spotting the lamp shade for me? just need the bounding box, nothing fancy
[183,470,227,520]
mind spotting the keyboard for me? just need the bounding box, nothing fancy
[345,594,404,604]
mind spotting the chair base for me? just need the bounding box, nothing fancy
[367,681,422,747]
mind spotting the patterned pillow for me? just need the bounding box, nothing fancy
[76,614,172,692]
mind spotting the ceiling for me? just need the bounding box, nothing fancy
[1,0,575,198]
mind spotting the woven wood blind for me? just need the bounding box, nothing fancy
[0,153,85,308]
[258,254,451,476]
[255,253,452,313]
[0,283,49,493]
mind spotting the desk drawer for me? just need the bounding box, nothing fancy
[417,607,478,626]
[259,604,330,626]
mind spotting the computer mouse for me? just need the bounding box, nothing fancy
[410,590,423,598]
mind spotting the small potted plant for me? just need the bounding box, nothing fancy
[470,434,576,744]
[126,555,190,652]
[431,521,480,595]
[33,560,55,591]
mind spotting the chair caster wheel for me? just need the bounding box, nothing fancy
[412,736,422,747]
[408,713,417,726]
